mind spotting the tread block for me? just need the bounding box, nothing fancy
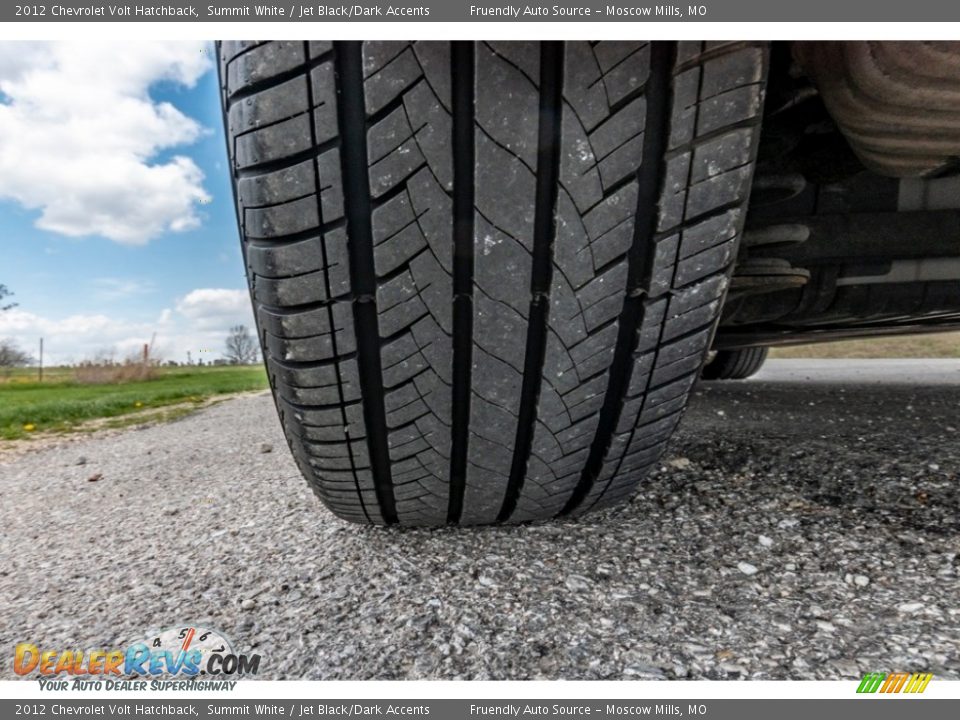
[228,75,308,135]
[238,158,315,208]
[234,114,312,170]
[226,41,305,95]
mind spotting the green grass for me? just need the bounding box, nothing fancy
[0,365,268,440]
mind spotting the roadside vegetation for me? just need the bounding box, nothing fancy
[771,331,960,359]
[0,365,268,441]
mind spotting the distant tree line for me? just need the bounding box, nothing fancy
[0,285,261,371]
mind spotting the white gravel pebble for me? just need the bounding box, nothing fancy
[564,575,592,592]
[898,602,925,613]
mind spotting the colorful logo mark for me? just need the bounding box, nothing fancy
[857,672,933,694]
[14,625,260,678]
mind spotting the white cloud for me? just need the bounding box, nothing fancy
[175,288,251,330]
[91,277,155,301]
[0,308,151,364]
[0,41,213,245]
[0,287,255,365]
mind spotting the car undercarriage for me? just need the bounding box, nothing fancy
[718,41,960,351]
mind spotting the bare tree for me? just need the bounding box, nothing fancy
[0,284,16,312]
[224,325,258,365]
[0,339,32,375]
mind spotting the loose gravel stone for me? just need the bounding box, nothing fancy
[898,603,925,613]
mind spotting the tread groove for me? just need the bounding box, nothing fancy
[499,41,565,523]
[447,41,476,525]
[334,41,397,524]
[234,138,340,179]
[302,41,370,523]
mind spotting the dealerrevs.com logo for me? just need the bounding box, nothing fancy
[15,626,261,691]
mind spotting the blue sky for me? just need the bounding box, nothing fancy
[0,41,255,364]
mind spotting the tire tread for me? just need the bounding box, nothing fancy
[219,40,768,525]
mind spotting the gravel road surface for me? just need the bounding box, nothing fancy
[1,359,958,680]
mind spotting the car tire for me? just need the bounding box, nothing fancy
[702,347,769,380]
[218,40,768,525]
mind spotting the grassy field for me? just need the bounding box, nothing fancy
[770,331,960,359]
[0,365,268,441]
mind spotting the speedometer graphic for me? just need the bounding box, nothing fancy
[127,625,248,678]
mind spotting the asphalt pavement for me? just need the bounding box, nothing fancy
[1,359,957,680]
